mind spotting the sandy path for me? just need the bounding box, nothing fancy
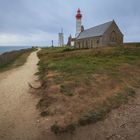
[0,51,44,140]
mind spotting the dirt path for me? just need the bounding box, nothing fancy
[0,50,44,140]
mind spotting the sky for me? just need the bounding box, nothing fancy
[0,0,139,46]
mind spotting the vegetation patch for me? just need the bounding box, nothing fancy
[0,48,35,72]
[37,45,140,133]
[51,121,76,134]
[40,111,49,117]
[60,84,75,96]
[51,122,61,134]
[79,87,136,126]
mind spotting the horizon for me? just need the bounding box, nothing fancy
[0,0,140,46]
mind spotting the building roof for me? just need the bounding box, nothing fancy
[77,21,114,40]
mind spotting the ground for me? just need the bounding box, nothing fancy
[37,46,140,133]
[0,46,140,140]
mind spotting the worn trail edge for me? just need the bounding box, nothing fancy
[0,50,43,140]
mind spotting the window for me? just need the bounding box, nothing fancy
[82,41,84,48]
[78,42,80,48]
[110,31,117,42]
[86,40,88,48]
[96,40,99,47]
[91,40,93,48]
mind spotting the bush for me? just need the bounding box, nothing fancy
[37,98,49,108]
[65,124,76,133]
[51,122,61,134]
[124,87,136,97]
[40,111,49,117]
[51,122,76,134]
[62,47,74,52]
[60,85,73,96]
[79,110,104,126]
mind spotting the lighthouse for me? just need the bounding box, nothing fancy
[75,8,82,37]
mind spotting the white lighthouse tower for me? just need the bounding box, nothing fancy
[58,29,64,47]
[75,8,82,37]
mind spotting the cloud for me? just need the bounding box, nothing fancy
[0,32,57,46]
[0,0,140,45]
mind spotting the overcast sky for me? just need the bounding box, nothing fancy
[0,0,139,46]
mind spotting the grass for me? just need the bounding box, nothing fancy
[60,84,74,96]
[51,121,76,134]
[51,122,61,134]
[40,111,49,117]
[79,87,136,126]
[0,49,34,72]
[37,45,140,134]
[38,46,140,84]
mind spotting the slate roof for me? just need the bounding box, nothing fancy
[77,21,113,40]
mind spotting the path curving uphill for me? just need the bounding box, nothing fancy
[0,50,43,140]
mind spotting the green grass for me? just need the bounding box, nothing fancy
[40,111,49,117]
[0,49,34,72]
[51,121,76,134]
[51,122,61,134]
[60,84,74,96]
[50,86,136,134]
[37,45,140,133]
[38,46,140,87]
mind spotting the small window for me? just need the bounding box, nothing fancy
[91,40,93,48]
[82,41,84,48]
[110,31,117,42]
[78,42,80,48]
[86,40,88,48]
[96,40,99,47]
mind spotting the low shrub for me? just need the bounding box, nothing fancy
[79,110,104,126]
[37,98,49,108]
[65,124,76,133]
[79,87,136,126]
[62,47,74,52]
[60,85,73,96]
[51,122,61,134]
[40,111,49,117]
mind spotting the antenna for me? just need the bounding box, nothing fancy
[61,28,63,33]
[51,40,54,47]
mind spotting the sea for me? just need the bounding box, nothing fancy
[0,46,31,55]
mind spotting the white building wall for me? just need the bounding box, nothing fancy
[76,19,81,37]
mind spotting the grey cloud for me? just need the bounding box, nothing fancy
[0,0,140,45]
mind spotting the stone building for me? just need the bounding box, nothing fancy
[67,35,76,47]
[75,20,124,48]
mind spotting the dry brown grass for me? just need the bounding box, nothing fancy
[37,45,140,133]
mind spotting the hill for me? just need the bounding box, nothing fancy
[37,45,140,133]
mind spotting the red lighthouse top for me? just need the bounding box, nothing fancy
[76,8,82,20]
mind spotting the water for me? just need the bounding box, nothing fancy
[0,46,31,54]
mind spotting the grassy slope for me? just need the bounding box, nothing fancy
[0,50,33,72]
[37,45,140,133]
